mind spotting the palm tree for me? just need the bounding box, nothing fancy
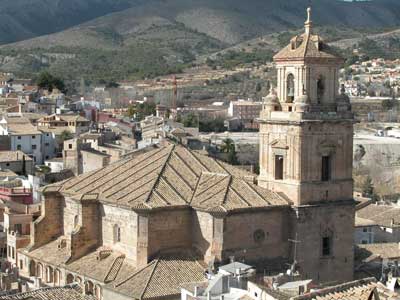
[220,138,234,153]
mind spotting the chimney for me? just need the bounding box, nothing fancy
[194,286,198,297]
[207,292,211,300]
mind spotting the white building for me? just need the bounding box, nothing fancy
[0,117,43,164]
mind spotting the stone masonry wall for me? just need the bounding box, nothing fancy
[292,201,355,284]
[101,204,138,262]
[223,209,290,262]
[148,209,192,258]
[192,211,214,261]
[29,192,64,250]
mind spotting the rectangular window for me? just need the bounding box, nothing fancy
[17,145,21,150]
[321,156,331,182]
[19,260,23,269]
[322,237,331,256]
[275,155,284,180]
[32,145,37,150]
[69,144,73,149]
[32,136,36,139]
[17,136,21,140]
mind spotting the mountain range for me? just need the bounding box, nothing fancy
[1,0,400,84]
[2,0,400,46]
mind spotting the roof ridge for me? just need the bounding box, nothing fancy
[140,258,160,300]
[302,33,311,58]
[184,147,211,172]
[222,175,233,205]
[242,180,271,204]
[166,163,194,191]
[146,145,175,203]
[160,177,189,204]
[101,153,170,198]
[172,150,200,178]
[229,183,252,207]
[195,174,229,201]
[114,260,158,289]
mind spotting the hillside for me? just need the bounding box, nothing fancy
[1,0,400,85]
[4,0,400,47]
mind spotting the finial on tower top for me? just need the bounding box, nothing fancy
[305,7,313,35]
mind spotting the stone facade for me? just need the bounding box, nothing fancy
[258,8,355,283]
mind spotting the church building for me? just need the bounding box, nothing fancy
[15,8,355,300]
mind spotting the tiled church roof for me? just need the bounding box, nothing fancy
[0,285,95,300]
[108,252,205,300]
[273,33,341,62]
[45,144,289,212]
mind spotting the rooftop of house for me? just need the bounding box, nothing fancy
[0,284,95,300]
[80,148,111,157]
[291,277,397,300]
[38,114,89,123]
[7,122,41,135]
[356,203,400,228]
[0,169,18,178]
[356,243,400,262]
[355,216,378,227]
[43,143,289,213]
[0,151,33,162]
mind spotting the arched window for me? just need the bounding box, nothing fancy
[46,266,54,283]
[317,76,325,103]
[54,269,61,285]
[85,281,94,295]
[29,260,36,277]
[113,224,121,243]
[287,74,295,103]
[95,284,102,300]
[37,263,43,279]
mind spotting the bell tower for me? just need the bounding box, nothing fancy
[258,7,353,206]
[258,8,355,283]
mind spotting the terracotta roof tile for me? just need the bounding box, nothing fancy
[0,285,95,300]
[56,144,288,212]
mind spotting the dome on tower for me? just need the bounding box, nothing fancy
[273,8,344,63]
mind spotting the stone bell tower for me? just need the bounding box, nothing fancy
[258,8,355,283]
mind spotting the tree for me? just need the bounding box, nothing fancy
[220,138,239,165]
[135,102,156,121]
[362,176,376,200]
[182,113,199,128]
[36,71,66,93]
[220,138,234,153]
[127,105,136,118]
[60,130,73,142]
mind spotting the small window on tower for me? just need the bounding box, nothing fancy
[275,155,284,180]
[322,236,332,256]
[321,156,331,182]
[287,74,295,103]
[317,77,325,104]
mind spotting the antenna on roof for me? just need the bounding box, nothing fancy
[288,233,302,279]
